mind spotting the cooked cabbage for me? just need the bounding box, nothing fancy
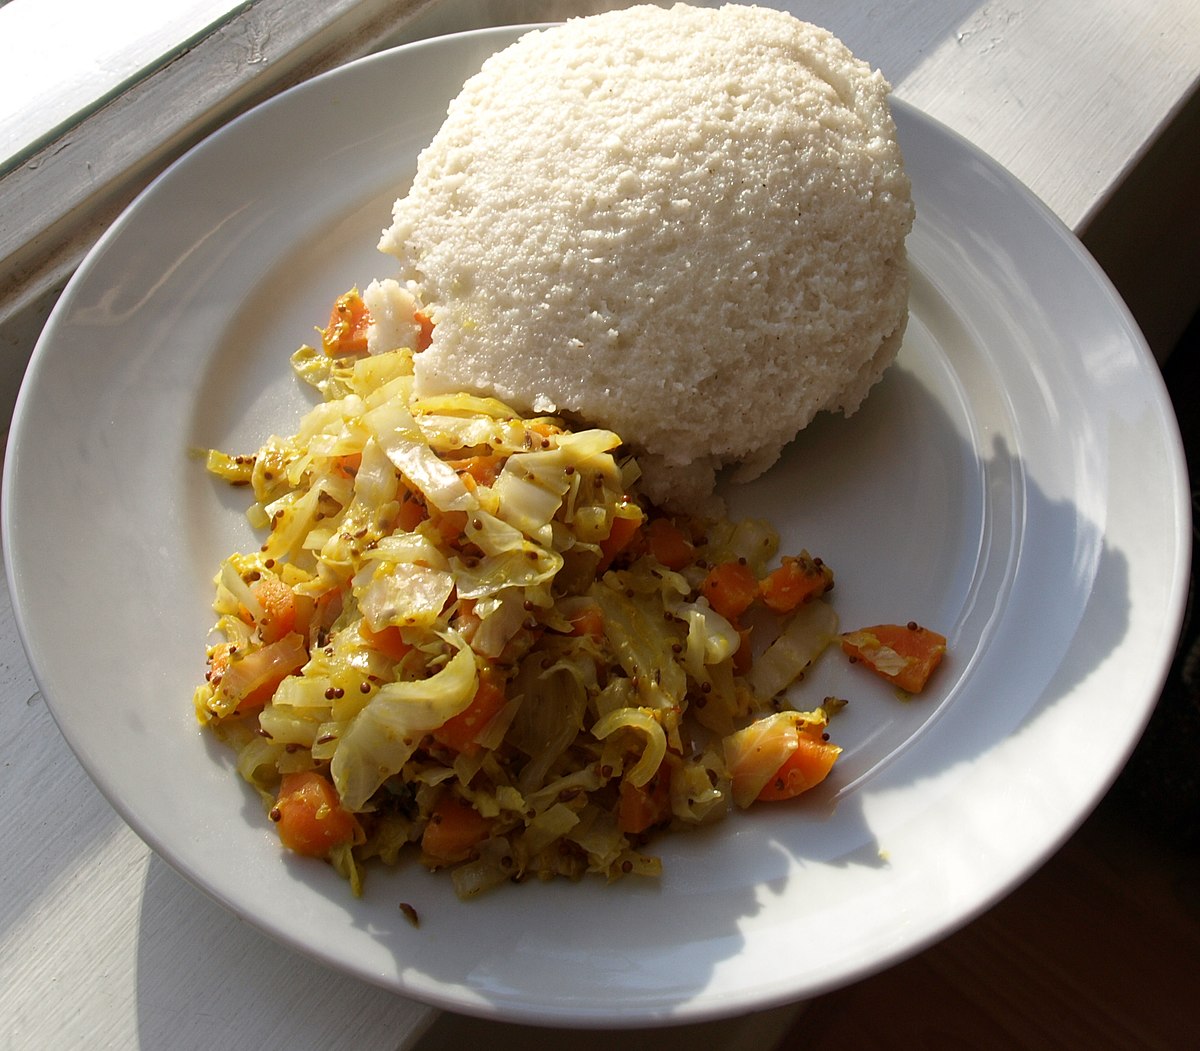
[194,289,854,899]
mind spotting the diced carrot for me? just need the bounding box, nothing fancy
[273,770,362,858]
[645,518,695,571]
[206,642,234,685]
[841,623,947,694]
[598,507,645,571]
[700,560,759,621]
[755,731,841,801]
[332,452,362,479]
[414,309,434,351]
[567,602,606,642]
[251,576,296,644]
[321,289,370,357]
[210,633,308,713]
[394,492,428,533]
[359,622,413,663]
[759,552,834,613]
[449,454,504,489]
[433,675,508,754]
[617,764,672,835]
[724,710,837,808]
[421,795,490,863]
[430,508,469,544]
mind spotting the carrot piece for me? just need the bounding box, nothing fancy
[292,592,317,642]
[251,576,296,644]
[724,711,840,807]
[841,623,947,693]
[755,732,841,801]
[359,622,413,663]
[394,492,428,533]
[414,309,434,351]
[700,560,759,621]
[209,633,308,713]
[645,517,695,571]
[421,795,490,863]
[433,675,508,754]
[449,454,504,489]
[332,452,362,479]
[430,508,469,544]
[321,289,371,357]
[567,602,606,642]
[598,508,645,571]
[759,552,834,613]
[273,771,362,858]
[617,765,672,835]
[206,642,234,684]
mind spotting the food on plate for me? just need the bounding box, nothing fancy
[196,288,855,898]
[841,623,947,694]
[380,3,914,508]
[194,5,938,900]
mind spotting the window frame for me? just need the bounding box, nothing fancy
[0,0,437,348]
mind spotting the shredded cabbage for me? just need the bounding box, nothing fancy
[749,599,840,700]
[193,287,858,901]
[332,635,478,809]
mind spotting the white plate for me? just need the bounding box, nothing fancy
[3,25,1190,1028]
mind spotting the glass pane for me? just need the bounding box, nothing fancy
[0,0,247,168]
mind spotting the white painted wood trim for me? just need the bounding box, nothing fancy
[0,0,439,332]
